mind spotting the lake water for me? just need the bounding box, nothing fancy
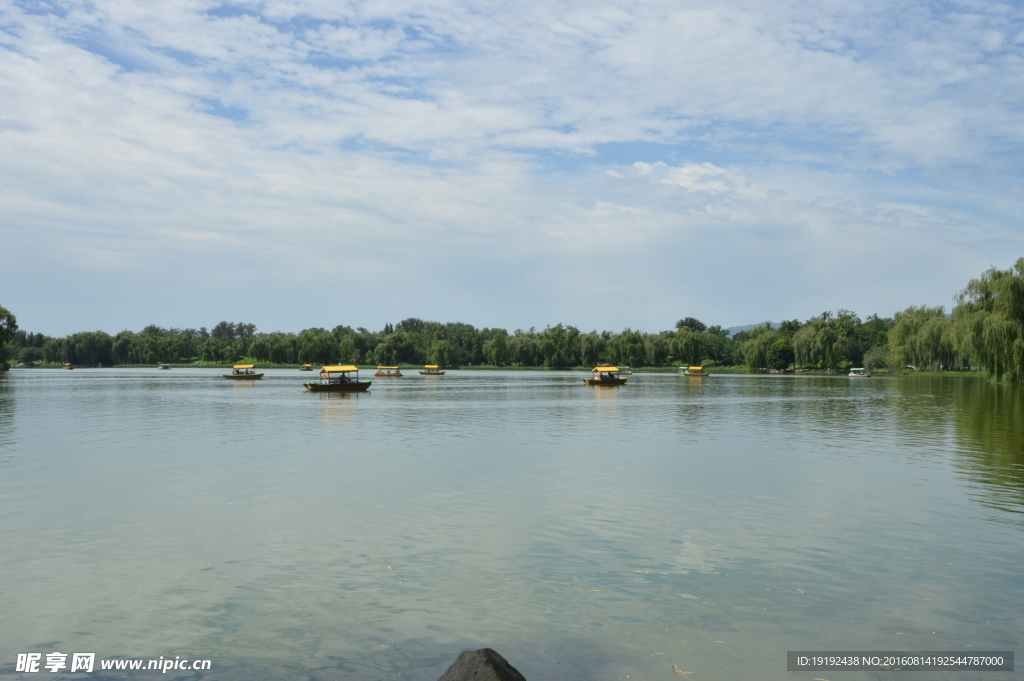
[1,369,1021,681]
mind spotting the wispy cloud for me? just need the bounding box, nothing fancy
[1,0,1023,333]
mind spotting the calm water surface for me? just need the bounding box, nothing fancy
[1,369,1022,680]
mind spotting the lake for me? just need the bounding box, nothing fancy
[1,368,1021,680]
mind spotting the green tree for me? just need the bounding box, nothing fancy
[428,339,455,366]
[482,332,509,366]
[506,334,539,366]
[0,305,17,369]
[298,329,337,365]
[373,332,416,365]
[676,317,707,333]
[607,329,645,367]
[765,337,794,370]
[743,324,778,370]
[889,306,956,370]
[579,333,604,367]
[671,327,706,366]
[953,258,1024,382]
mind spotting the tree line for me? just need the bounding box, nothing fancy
[3,259,1024,383]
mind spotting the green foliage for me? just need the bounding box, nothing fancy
[675,317,706,333]
[644,334,670,367]
[792,312,860,370]
[671,327,706,365]
[428,339,455,366]
[888,306,957,370]
[373,331,416,365]
[766,336,794,370]
[0,305,16,369]
[743,324,778,369]
[579,333,604,367]
[862,345,889,371]
[298,328,336,365]
[482,332,509,366]
[606,328,646,367]
[953,258,1024,382]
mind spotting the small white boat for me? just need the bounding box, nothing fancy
[849,368,871,377]
[679,366,709,377]
[617,366,633,375]
[158,364,171,370]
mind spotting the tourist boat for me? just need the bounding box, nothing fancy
[679,366,710,377]
[223,364,264,380]
[584,366,627,386]
[304,365,371,392]
[848,367,872,378]
[300,364,313,371]
[158,364,171,370]
[63,363,74,370]
[420,365,446,376]
[375,366,403,377]
[617,366,633,375]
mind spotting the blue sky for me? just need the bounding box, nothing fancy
[2,0,1023,335]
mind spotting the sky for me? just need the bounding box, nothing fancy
[2,0,1023,336]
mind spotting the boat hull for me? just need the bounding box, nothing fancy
[679,372,709,377]
[583,378,627,386]
[419,371,446,375]
[374,373,403,377]
[223,373,264,380]
[304,381,372,392]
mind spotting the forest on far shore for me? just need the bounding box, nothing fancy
[3,259,1024,384]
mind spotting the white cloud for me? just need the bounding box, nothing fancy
[1,0,1023,333]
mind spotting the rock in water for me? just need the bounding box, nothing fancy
[436,648,527,681]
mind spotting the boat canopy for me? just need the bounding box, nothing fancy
[594,366,619,372]
[234,364,255,369]
[322,365,359,373]
[377,366,399,370]
[688,366,703,371]
[424,365,439,369]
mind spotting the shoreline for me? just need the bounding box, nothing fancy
[9,363,990,378]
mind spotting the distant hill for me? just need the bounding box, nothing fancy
[724,322,775,337]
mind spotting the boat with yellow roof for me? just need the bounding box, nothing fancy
[679,366,710,377]
[419,365,446,376]
[584,366,627,386]
[224,364,264,380]
[375,366,403,377]
[305,365,371,392]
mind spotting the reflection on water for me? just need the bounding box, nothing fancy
[319,391,360,429]
[0,369,1021,681]
[0,373,12,470]
[951,379,1024,516]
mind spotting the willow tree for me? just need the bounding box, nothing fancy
[888,306,956,370]
[953,258,1024,383]
[607,329,646,367]
[793,314,853,370]
[0,304,16,369]
[671,327,706,366]
[742,324,778,370]
[482,333,509,366]
[428,339,455,367]
[579,333,604,368]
